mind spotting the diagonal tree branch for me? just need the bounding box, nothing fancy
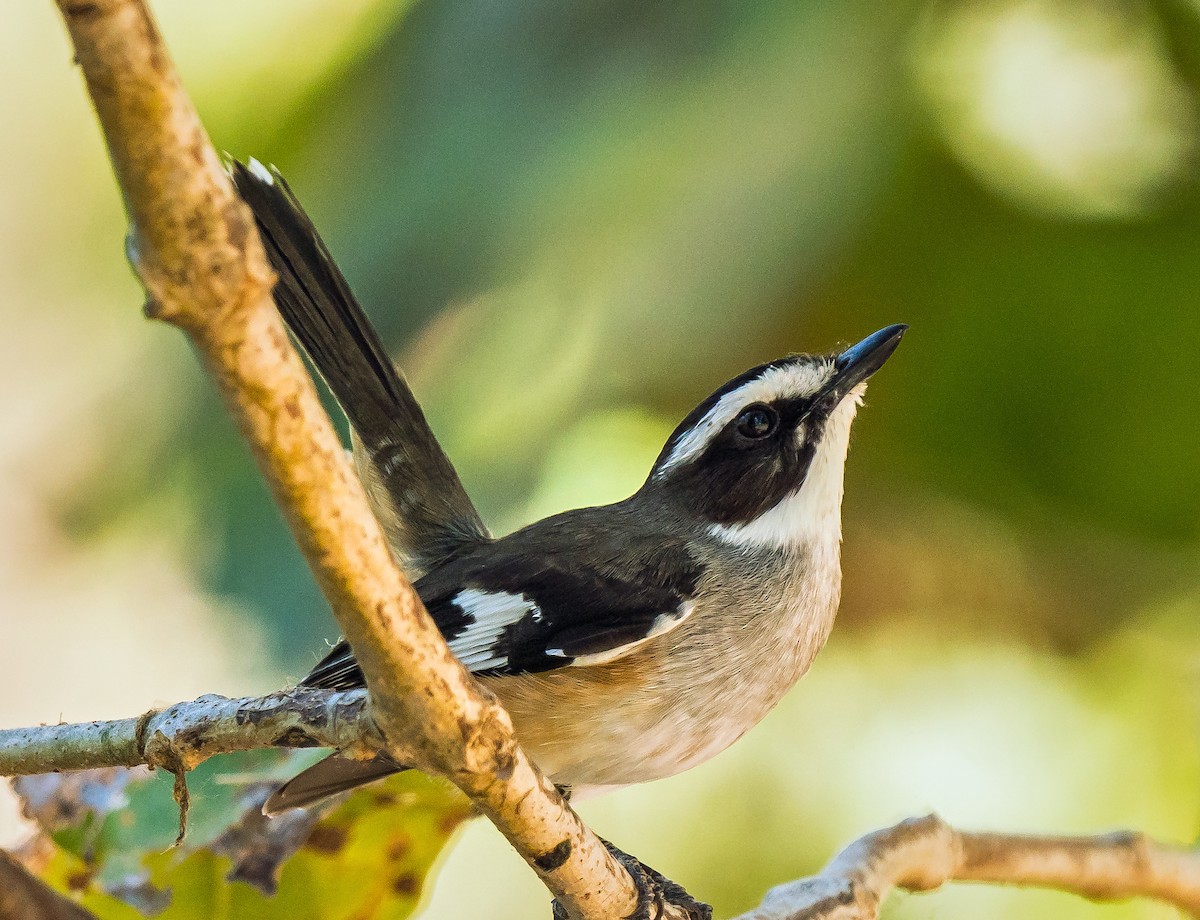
[732,814,1200,920]
[43,2,641,918]
[20,5,1200,920]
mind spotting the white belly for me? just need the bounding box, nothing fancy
[486,539,841,790]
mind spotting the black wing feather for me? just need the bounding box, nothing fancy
[301,641,363,691]
[477,557,692,674]
[548,619,666,658]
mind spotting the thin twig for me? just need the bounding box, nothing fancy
[47,1,639,917]
[734,814,1200,920]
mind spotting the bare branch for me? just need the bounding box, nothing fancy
[0,689,382,776]
[0,849,100,920]
[46,1,639,916]
[37,6,1200,920]
[733,814,1200,920]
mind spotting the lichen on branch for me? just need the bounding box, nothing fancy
[0,689,378,777]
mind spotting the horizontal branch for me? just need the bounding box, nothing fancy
[734,814,1200,920]
[0,689,383,777]
[9,715,1200,920]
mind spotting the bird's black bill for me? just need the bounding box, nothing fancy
[823,324,907,403]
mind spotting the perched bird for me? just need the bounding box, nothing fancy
[231,159,905,815]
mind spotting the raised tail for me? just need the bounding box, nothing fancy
[230,159,489,575]
[263,753,404,816]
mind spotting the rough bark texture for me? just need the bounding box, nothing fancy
[46,1,640,917]
[0,690,379,775]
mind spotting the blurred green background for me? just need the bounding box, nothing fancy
[3,0,1200,917]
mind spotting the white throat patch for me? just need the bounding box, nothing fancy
[708,383,865,548]
[656,359,835,477]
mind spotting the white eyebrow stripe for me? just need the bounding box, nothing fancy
[654,360,835,477]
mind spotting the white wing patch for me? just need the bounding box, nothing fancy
[449,588,532,671]
[447,589,696,672]
[548,601,696,667]
[656,360,835,476]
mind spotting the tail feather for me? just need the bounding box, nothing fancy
[230,159,489,575]
[232,159,407,443]
[263,753,404,816]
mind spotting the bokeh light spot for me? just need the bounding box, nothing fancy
[913,0,1197,218]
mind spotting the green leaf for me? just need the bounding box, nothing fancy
[20,763,471,920]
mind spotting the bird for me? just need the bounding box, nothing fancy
[230,158,906,816]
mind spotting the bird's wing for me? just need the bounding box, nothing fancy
[301,542,703,686]
[437,557,699,674]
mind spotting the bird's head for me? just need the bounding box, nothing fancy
[644,324,906,547]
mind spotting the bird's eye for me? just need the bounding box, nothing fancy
[735,404,777,439]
